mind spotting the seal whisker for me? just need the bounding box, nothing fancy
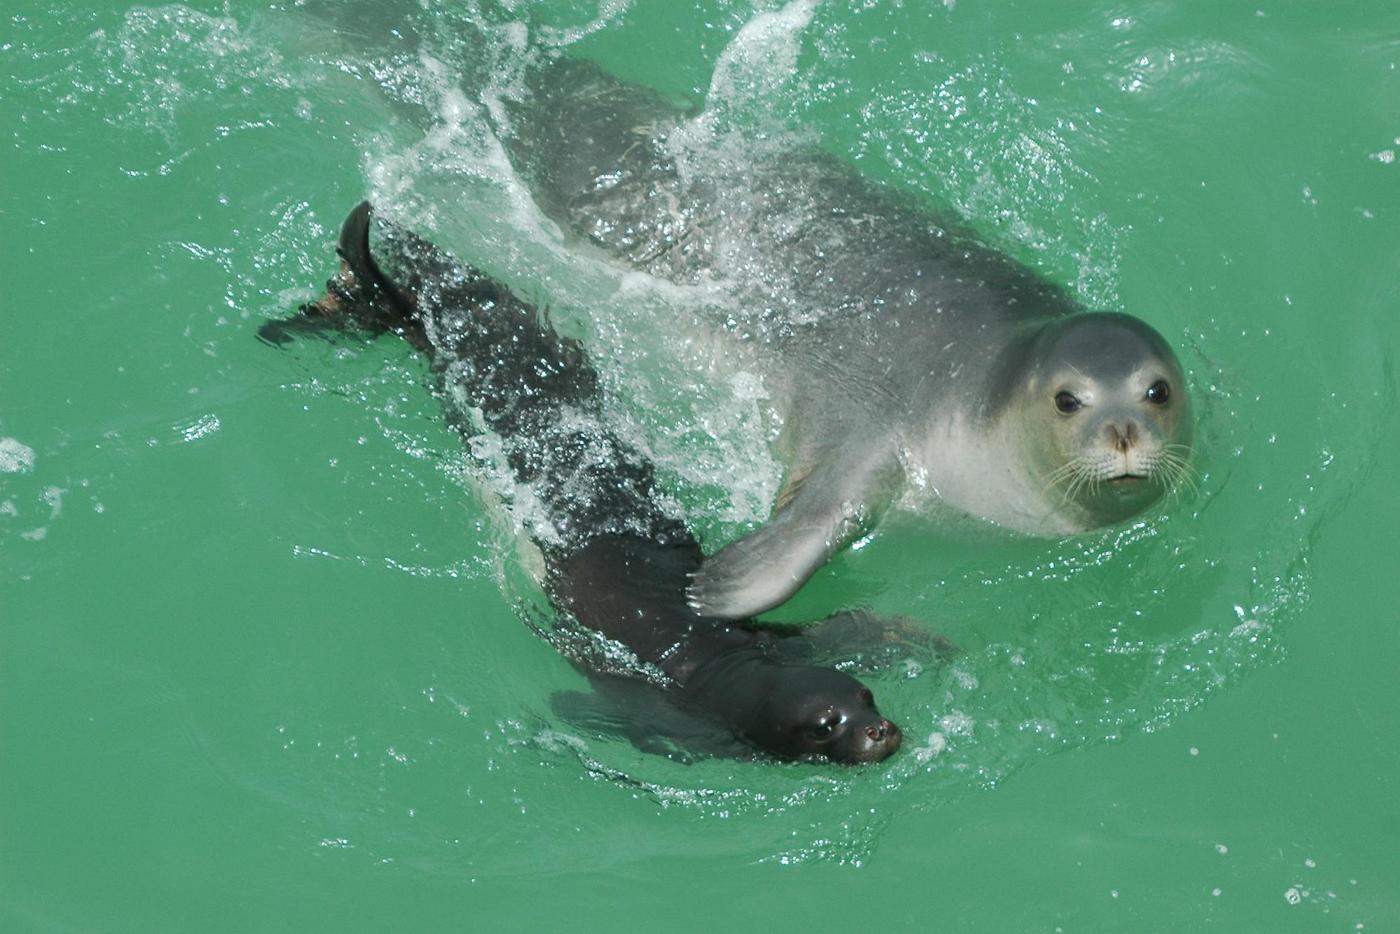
[1154,460,1182,502]
[1041,459,1082,498]
[1061,461,1094,504]
[1046,457,1085,503]
[1158,450,1199,499]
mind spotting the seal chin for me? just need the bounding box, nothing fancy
[1084,470,1163,511]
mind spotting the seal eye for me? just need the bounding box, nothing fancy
[1145,380,1170,405]
[1054,391,1082,414]
[809,714,837,741]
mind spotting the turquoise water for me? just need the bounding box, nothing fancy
[4,1,1398,930]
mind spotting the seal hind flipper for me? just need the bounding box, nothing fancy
[258,201,429,347]
[256,312,349,346]
[334,200,417,321]
[687,445,900,619]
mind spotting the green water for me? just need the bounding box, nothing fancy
[4,1,1398,930]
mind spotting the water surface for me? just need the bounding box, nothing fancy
[3,1,1398,930]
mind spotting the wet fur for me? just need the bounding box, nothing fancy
[500,59,1192,619]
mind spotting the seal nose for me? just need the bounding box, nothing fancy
[1105,420,1139,453]
[850,718,901,761]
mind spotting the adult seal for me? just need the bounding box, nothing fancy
[262,203,905,764]
[500,59,1194,619]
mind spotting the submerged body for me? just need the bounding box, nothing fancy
[502,60,1193,618]
[263,203,901,764]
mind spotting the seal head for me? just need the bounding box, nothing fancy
[753,666,902,763]
[999,312,1193,530]
[687,656,902,763]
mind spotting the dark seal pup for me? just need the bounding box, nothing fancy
[261,202,903,764]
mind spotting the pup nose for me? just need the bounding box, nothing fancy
[866,718,897,741]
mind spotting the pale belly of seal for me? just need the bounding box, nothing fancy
[504,60,1193,619]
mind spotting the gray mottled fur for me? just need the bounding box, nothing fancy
[501,59,1189,619]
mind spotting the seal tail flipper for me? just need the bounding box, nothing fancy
[686,445,900,619]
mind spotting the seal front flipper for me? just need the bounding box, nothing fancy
[686,444,901,619]
[550,680,750,763]
[773,609,958,671]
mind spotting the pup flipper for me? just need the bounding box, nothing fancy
[257,201,428,348]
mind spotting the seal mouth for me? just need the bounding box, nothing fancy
[1106,473,1147,485]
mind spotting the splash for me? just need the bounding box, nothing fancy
[535,0,635,48]
[706,0,821,118]
[0,437,36,474]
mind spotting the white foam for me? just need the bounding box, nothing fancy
[535,0,634,48]
[912,731,947,763]
[0,437,35,474]
[707,0,820,112]
[939,711,975,736]
[177,413,220,443]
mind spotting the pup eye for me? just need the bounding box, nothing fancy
[1145,380,1170,405]
[1054,391,1082,414]
[810,722,834,740]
